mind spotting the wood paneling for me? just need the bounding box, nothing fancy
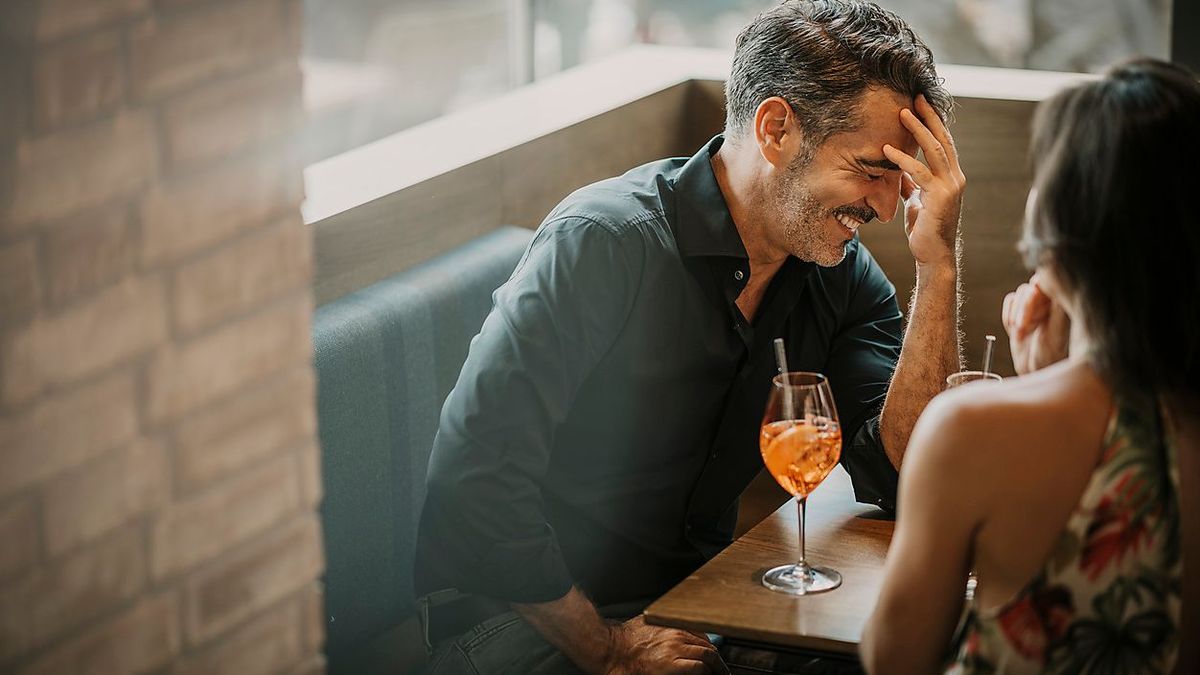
[313,83,696,304]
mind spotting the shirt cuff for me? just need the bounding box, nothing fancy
[840,415,899,513]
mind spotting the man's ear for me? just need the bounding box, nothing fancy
[754,97,804,169]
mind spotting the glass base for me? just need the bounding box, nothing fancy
[761,562,842,595]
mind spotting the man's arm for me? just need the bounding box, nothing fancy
[417,219,632,603]
[877,262,960,467]
[415,218,724,674]
[514,588,726,675]
[878,94,967,467]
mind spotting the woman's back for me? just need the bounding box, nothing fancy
[861,58,1200,675]
[951,361,1183,673]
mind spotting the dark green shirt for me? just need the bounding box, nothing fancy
[415,136,903,606]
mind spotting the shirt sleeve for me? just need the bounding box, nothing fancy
[415,216,642,603]
[823,241,904,512]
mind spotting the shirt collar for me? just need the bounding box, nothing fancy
[671,135,748,260]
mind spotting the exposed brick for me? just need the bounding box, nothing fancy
[42,439,169,557]
[176,597,303,675]
[33,30,124,131]
[145,297,312,423]
[0,238,41,325]
[43,206,136,307]
[139,149,303,267]
[297,442,322,509]
[173,216,312,334]
[300,583,323,653]
[151,454,301,580]
[17,593,179,675]
[0,275,167,405]
[163,60,303,168]
[0,526,145,661]
[4,111,156,234]
[0,372,138,499]
[174,368,315,492]
[183,514,323,644]
[128,0,289,100]
[0,499,39,581]
[36,0,149,42]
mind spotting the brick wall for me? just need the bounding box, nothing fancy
[0,1,325,673]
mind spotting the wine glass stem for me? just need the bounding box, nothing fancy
[796,496,808,569]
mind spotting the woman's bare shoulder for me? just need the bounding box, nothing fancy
[905,360,1109,489]
[934,360,1102,434]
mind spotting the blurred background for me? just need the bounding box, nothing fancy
[301,0,1172,164]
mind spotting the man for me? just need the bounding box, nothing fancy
[414,1,966,672]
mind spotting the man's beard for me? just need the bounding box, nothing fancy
[775,171,850,267]
[773,166,878,267]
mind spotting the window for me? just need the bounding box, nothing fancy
[532,0,1171,78]
[301,0,1174,164]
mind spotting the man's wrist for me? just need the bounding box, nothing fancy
[914,260,958,286]
[591,621,620,675]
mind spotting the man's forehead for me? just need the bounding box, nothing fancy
[831,117,919,161]
[841,88,920,151]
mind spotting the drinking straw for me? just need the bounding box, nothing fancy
[773,338,796,420]
[773,337,789,375]
[982,335,996,375]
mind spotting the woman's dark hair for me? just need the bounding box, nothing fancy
[1022,58,1200,397]
[724,0,952,149]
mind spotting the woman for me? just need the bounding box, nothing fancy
[861,58,1199,674]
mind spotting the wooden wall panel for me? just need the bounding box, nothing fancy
[314,83,694,304]
[314,158,503,304]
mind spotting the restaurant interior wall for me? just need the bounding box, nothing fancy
[0,1,325,673]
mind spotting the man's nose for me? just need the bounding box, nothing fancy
[865,175,901,223]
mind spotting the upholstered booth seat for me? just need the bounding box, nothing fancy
[312,226,533,674]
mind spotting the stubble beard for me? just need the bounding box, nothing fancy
[776,169,849,268]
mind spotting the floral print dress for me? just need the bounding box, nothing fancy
[949,395,1182,674]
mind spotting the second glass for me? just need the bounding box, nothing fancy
[945,370,1002,388]
[759,372,843,595]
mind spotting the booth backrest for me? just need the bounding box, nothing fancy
[311,226,533,672]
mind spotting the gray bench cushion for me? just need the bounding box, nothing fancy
[312,226,532,670]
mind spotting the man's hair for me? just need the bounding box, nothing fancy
[1021,58,1200,399]
[724,0,951,149]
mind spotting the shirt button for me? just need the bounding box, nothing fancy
[733,270,744,281]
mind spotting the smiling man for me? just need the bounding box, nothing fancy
[414,1,964,673]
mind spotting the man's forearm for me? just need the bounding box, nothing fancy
[513,587,613,674]
[879,262,962,468]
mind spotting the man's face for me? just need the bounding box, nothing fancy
[769,88,920,266]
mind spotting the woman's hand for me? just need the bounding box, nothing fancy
[1002,273,1070,375]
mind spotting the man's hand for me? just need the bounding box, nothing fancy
[604,616,728,675]
[882,94,967,269]
[514,589,727,675]
[1002,274,1070,375]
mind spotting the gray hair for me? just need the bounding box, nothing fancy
[724,0,952,149]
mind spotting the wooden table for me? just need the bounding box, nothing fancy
[644,466,894,656]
